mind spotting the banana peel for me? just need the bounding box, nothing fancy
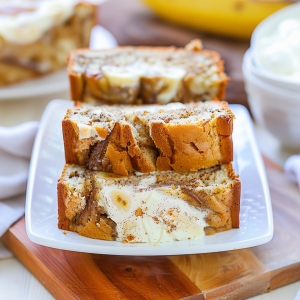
[141,0,290,40]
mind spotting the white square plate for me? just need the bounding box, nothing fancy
[25,100,273,256]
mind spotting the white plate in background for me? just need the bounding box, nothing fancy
[0,26,118,101]
[25,100,273,256]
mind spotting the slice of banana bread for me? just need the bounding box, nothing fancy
[62,101,234,176]
[0,1,96,87]
[68,39,229,105]
[58,163,240,243]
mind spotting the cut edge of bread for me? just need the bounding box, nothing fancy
[57,162,241,242]
[67,41,230,102]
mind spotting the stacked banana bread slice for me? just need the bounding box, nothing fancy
[58,163,240,243]
[62,101,234,175]
[58,41,240,243]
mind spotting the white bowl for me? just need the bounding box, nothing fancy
[250,2,300,92]
[251,1,300,65]
[244,49,300,93]
[242,50,300,148]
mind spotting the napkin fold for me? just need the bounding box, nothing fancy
[0,121,38,159]
[0,122,38,200]
[284,154,300,189]
[0,122,38,259]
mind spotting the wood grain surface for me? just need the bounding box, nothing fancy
[100,0,250,108]
[170,165,300,299]
[1,218,203,300]
[2,160,300,300]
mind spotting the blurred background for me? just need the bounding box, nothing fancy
[2,0,299,160]
[99,0,295,108]
[0,0,295,125]
[1,1,300,300]
[101,0,249,108]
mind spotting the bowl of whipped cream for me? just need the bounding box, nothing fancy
[242,1,300,148]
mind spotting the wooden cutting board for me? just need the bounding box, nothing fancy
[1,158,300,300]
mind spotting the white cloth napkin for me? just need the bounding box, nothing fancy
[284,154,300,189]
[0,122,38,199]
[0,122,38,259]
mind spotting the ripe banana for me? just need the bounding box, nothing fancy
[111,190,131,212]
[141,0,290,39]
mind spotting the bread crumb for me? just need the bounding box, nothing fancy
[135,207,143,216]
[63,231,67,235]
[185,39,203,51]
[127,235,135,241]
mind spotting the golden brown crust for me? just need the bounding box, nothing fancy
[220,135,234,163]
[217,113,234,162]
[231,180,241,228]
[216,72,230,100]
[69,73,85,101]
[216,113,233,135]
[62,118,81,165]
[222,162,240,229]
[57,166,70,231]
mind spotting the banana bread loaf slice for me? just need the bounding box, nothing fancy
[68,39,229,105]
[0,1,96,87]
[62,101,234,176]
[58,163,240,243]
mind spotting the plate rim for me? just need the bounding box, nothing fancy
[25,99,274,256]
[0,69,69,100]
